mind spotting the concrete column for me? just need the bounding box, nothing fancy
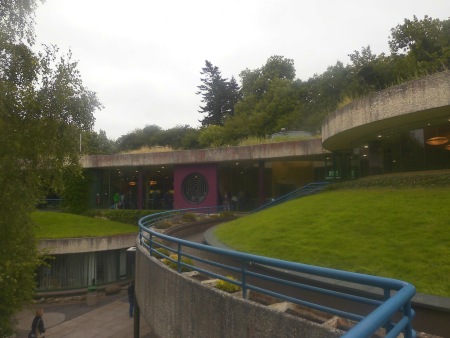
[368,141,383,175]
[137,169,143,210]
[258,161,265,206]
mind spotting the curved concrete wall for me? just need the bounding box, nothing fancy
[135,243,342,338]
[39,233,137,254]
[322,71,450,150]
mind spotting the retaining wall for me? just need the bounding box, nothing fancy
[135,243,342,338]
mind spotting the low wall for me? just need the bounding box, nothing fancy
[39,233,137,254]
[135,243,342,338]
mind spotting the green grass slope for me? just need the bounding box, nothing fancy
[214,188,450,297]
[31,212,137,239]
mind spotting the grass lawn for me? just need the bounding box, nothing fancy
[31,212,138,239]
[214,188,450,297]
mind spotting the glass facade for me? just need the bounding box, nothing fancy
[327,123,450,181]
[36,248,130,290]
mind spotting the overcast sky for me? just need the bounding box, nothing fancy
[33,0,450,140]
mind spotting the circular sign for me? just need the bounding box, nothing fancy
[182,173,208,204]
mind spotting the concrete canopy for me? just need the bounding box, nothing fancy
[322,71,450,151]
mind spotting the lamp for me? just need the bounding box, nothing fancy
[425,136,448,146]
[129,181,137,186]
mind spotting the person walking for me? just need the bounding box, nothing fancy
[28,308,45,338]
[128,281,135,318]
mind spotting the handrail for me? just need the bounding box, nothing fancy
[138,207,416,337]
[254,182,330,212]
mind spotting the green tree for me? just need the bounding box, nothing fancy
[0,1,101,335]
[226,56,298,139]
[81,129,116,155]
[389,15,450,77]
[154,125,199,149]
[196,60,240,126]
[116,128,147,151]
[198,125,226,148]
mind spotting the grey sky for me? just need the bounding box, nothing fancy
[33,0,450,140]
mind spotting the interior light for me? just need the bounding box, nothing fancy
[426,136,448,146]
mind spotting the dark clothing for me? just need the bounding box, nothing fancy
[128,283,135,317]
[29,316,45,337]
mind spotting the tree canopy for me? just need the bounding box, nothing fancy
[0,1,101,335]
[90,15,449,151]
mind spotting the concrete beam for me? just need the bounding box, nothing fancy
[81,139,326,169]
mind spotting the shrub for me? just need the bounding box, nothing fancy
[162,254,194,272]
[215,276,241,293]
[151,247,170,259]
[154,220,173,229]
[182,212,197,222]
[329,171,450,190]
[83,209,161,225]
[219,211,234,218]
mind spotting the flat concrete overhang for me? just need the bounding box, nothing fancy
[81,138,327,169]
[322,71,450,151]
[39,233,137,254]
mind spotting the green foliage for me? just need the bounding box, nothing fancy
[151,247,171,259]
[198,125,226,147]
[83,209,161,225]
[0,1,101,334]
[215,276,241,293]
[154,220,174,229]
[81,129,116,155]
[328,171,450,190]
[196,60,240,127]
[61,168,92,214]
[389,15,450,75]
[232,56,300,138]
[162,254,194,272]
[182,212,197,222]
[219,211,234,218]
[116,124,200,152]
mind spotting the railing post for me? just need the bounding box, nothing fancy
[404,302,413,338]
[149,233,153,255]
[383,288,394,334]
[241,260,248,299]
[177,243,182,273]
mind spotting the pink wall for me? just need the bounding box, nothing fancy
[173,164,218,210]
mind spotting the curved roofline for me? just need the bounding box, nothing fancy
[321,71,450,151]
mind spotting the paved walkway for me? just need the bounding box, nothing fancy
[15,292,152,338]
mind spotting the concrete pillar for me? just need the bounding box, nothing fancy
[368,141,383,175]
[137,169,143,210]
[258,161,265,206]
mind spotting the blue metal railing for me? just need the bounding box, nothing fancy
[254,182,330,212]
[138,208,416,337]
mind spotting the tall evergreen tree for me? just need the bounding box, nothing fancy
[196,60,240,126]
